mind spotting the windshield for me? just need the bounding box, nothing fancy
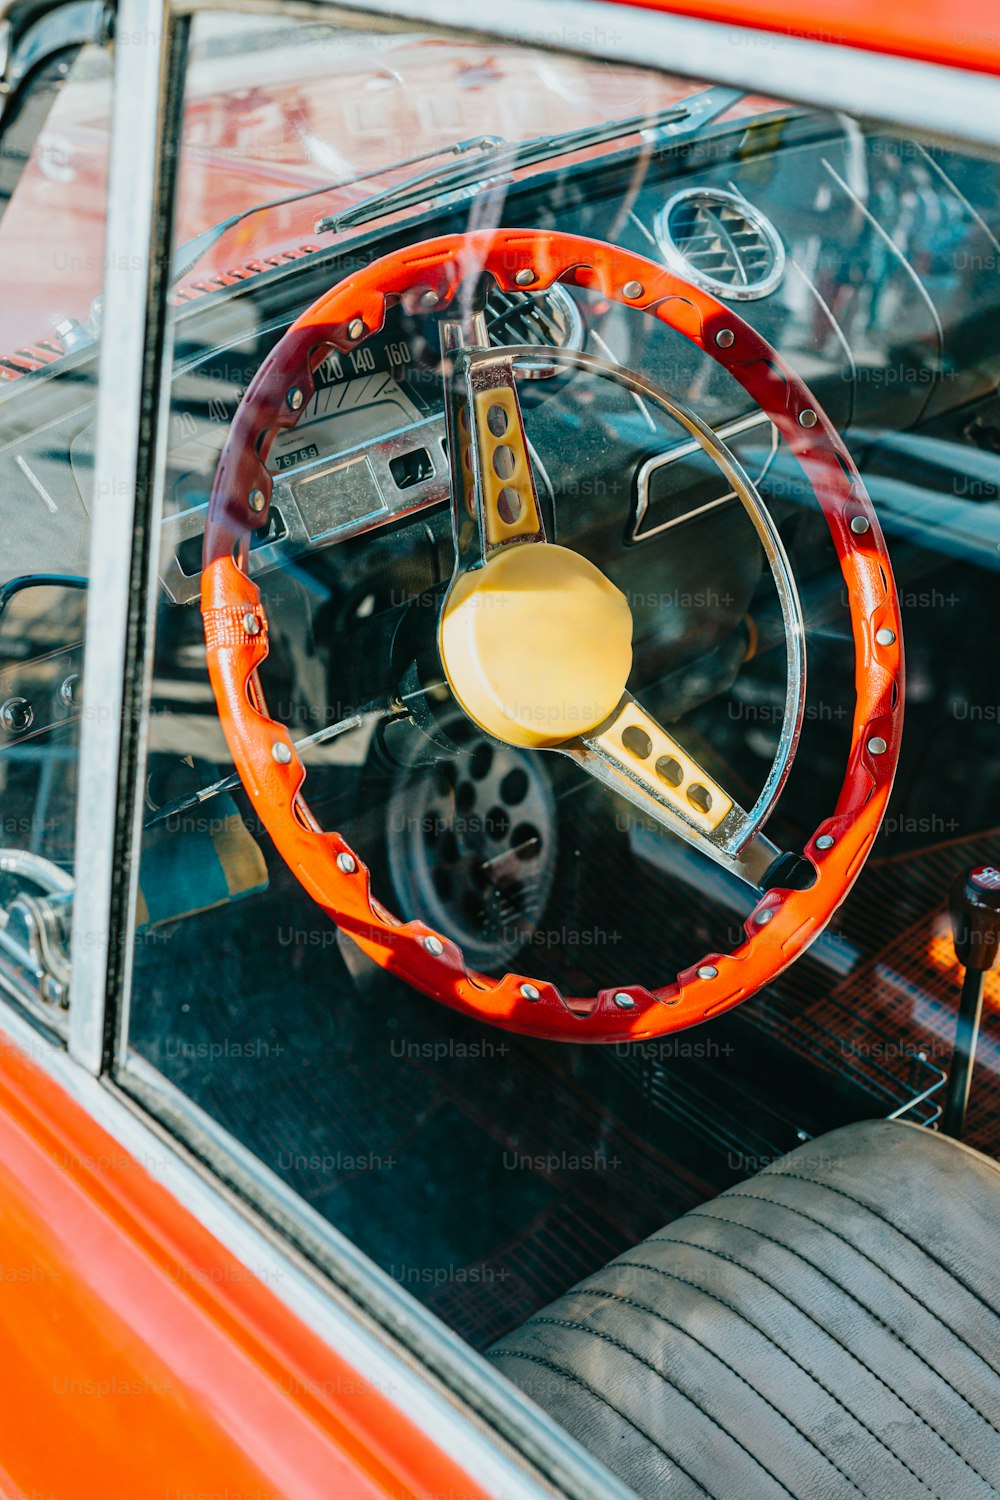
[0,40,112,354]
[172,99,720,282]
[0,16,765,358]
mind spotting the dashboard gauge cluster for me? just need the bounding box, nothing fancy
[158,283,586,604]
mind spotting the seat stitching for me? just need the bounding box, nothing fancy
[571,1285,869,1498]
[722,1187,1000,1383]
[489,1348,716,1499]
[612,1257,940,1500]
[687,1205,1000,1441]
[768,1171,1000,1326]
[645,1233,996,1497]
[529,1315,800,1500]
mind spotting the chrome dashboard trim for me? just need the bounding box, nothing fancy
[632,408,777,543]
[160,416,450,604]
[276,414,449,541]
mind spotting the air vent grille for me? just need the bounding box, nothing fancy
[485,282,583,355]
[655,188,785,301]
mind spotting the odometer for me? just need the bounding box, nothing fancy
[274,444,319,471]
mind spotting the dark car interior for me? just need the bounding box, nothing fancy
[1,24,1000,1494]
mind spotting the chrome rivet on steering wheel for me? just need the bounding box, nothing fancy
[816,834,835,849]
[423,935,444,956]
[521,983,540,1001]
[798,408,818,428]
[613,992,635,1009]
[876,627,896,646]
[242,612,261,636]
[286,387,303,411]
[419,289,440,308]
[867,736,888,755]
[271,742,292,764]
[248,488,266,513]
[336,852,357,874]
[623,280,644,298]
[756,909,774,925]
[850,515,870,535]
[697,965,719,980]
[347,318,365,340]
[515,268,536,286]
[715,328,735,348]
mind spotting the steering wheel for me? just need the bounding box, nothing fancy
[201,230,903,1041]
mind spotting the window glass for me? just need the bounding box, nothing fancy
[0,36,112,1024]
[122,7,999,1374]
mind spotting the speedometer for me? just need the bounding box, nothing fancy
[263,325,451,552]
[158,314,448,602]
[269,338,427,475]
[155,281,582,603]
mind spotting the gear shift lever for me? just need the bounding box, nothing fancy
[941,866,1000,1139]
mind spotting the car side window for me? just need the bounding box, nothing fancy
[116,10,695,1269]
[0,34,112,1027]
[107,0,1000,1372]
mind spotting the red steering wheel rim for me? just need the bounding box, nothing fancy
[201,229,904,1041]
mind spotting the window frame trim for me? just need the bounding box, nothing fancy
[168,0,1000,147]
[68,0,188,1073]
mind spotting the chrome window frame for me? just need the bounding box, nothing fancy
[1,0,994,1493]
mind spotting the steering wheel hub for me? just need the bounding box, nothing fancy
[439,543,633,749]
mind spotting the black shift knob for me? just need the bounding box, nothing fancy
[949,866,1000,973]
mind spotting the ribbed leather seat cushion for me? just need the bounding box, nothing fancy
[488,1120,1000,1499]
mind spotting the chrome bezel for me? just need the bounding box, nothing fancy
[653,186,786,301]
[486,281,585,378]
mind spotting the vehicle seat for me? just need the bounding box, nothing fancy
[488,1119,1000,1499]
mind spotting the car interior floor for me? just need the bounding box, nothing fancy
[129,815,999,1351]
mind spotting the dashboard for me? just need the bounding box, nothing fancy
[3,107,997,610]
[0,106,997,870]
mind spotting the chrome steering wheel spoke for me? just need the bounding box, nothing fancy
[436,336,804,893]
[441,317,546,573]
[568,693,783,889]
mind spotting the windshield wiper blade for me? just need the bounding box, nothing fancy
[314,105,693,236]
[171,85,745,288]
[171,134,507,286]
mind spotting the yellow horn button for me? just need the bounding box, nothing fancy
[439,544,633,749]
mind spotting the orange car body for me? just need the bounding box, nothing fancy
[609,0,1000,73]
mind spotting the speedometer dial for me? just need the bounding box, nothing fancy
[269,346,424,476]
[156,284,581,603]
